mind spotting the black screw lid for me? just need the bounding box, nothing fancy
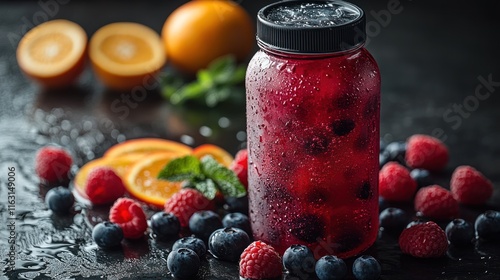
[257,0,366,53]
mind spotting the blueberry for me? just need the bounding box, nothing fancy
[356,181,373,200]
[475,210,500,241]
[406,219,426,229]
[332,119,355,136]
[224,195,249,215]
[446,219,474,246]
[45,186,74,214]
[378,197,390,212]
[379,208,408,233]
[172,237,207,258]
[167,248,200,279]
[315,255,347,280]
[410,169,432,188]
[352,255,381,280]
[92,222,123,249]
[383,141,407,164]
[188,210,223,242]
[291,214,324,243]
[380,138,387,153]
[283,244,315,277]
[222,212,252,237]
[379,153,390,168]
[208,227,250,262]
[150,212,180,240]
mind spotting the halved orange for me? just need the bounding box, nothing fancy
[104,138,192,158]
[89,22,166,90]
[192,144,233,168]
[124,152,183,207]
[73,153,145,199]
[16,19,87,88]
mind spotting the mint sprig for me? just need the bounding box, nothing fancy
[161,55,246,107]
[157,155,246,200]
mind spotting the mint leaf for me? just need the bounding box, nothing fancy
[193,179,218,200]
[157,156,203,181]
[160,55,245,107]
[205,86,231,108]
[200,155,246,198]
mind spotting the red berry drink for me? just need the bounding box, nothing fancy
[246,0,380,258]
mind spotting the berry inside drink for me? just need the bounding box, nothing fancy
[246,0,380,258]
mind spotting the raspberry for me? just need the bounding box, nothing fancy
[164,188,214,227]
[405,134,449,172]
[230,149,248,189]
[379,162,417,202]
[35,146,73,185]
[414,185,459,220]
[450,165,493,205]
[85,168,125,205]
[399,221,448,258]
[239,241,282,280]
[109,198,148,239]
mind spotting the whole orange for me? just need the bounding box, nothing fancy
[162,0,254,74]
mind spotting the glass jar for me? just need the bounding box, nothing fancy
[246,0,381,258]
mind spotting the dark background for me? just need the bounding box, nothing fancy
[1,0,500,279]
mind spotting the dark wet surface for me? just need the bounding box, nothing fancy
[1,0,500,279]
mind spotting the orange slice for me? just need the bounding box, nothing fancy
[192,144,233,168]
[73,153,145,199]
[124,152,183,207]
[89,22,166,90]
[104,138,192,159]
[16,19,87,88]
